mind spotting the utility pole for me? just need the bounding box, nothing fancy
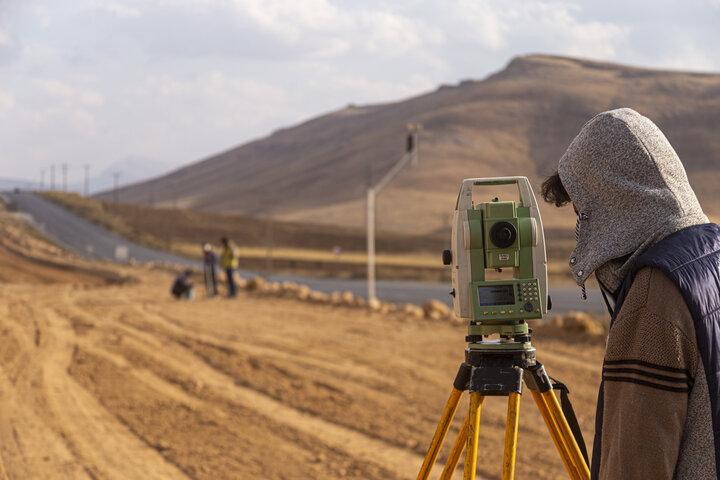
[61,163,67,192]
[84,165,90,196]
[366,123,422,302]
[40,169,45,190]
[113,172,120,204]
[50,165,55,190]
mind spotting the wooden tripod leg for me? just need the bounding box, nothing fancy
[439,411,469,480]
[416,387,464,480]
[462,392,485,480]
[501,392,521,480]
[530,390,590,480]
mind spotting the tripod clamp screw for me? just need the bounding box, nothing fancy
[524,362,553,393]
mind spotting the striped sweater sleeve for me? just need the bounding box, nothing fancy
[599,267,697,480]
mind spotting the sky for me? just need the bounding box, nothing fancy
[1,0,719,190]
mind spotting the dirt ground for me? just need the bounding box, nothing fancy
[0,224,606,479]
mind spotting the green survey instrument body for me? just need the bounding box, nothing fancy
[415,177,590,480]
[447,177,548,350]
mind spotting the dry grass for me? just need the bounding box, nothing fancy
[38,191,168,250]
[39,192,580,283]
[172,242,441,267]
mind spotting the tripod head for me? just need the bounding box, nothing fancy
[443,177,548,350]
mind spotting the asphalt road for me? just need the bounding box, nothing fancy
[4,191,606,313]
[6,191,197,266]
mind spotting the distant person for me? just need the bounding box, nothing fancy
[220,237,239,298]
[541,108,719,479]
[171,269,194,300]
[202,243,218,297]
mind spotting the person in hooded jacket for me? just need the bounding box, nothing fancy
[541,108,720,480]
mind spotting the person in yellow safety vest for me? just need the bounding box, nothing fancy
[220,237,239,298]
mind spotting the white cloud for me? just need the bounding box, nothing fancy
[26,105,96,133]
[84,1,142,19]
[66,108,98,132]
[144,71,288,104]
[449,1,629,59]
[237,0,350,36]
[296,61,436,106]
[136,70,298,137]
[0,0,718,182]
[81,0,444,63]
[358,10,436,56]
[26,5,52,28]
[520,3,629,58]
[33,79,105,107]
[454,0,508,49]
[653,43,718,72]
[33,79,75,98]
[0,28,11,47]
[0,89,14,112]
[307,37,350,59]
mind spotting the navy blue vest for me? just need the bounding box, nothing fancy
[591,223,720,479]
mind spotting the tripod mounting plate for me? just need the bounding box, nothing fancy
[464,348,537,396]
[465,347,536,369]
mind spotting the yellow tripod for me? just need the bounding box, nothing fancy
[416,349,590,480]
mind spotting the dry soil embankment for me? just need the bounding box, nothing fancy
[0,221,605,479]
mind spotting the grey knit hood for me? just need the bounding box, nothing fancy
[558,108,708,289]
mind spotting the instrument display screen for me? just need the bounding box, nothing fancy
[477,284,515,306]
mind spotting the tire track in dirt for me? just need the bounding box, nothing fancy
[68,342,401,479]
[92,306,426,479]
[0,266,605,480]
[125,306,437,442]
[107,297,575,479]
[138,303,398,389]
[0,288,190,480]
[41,306,192,480]
[0,294,97,479]
[54,293,405,479]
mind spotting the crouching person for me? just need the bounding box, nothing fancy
[171,269,195,300]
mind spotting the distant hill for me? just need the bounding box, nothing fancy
[90,156,172,195]
[97,55,720,234]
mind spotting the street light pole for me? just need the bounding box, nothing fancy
[367,187,376,301]
[366,124,422,302]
